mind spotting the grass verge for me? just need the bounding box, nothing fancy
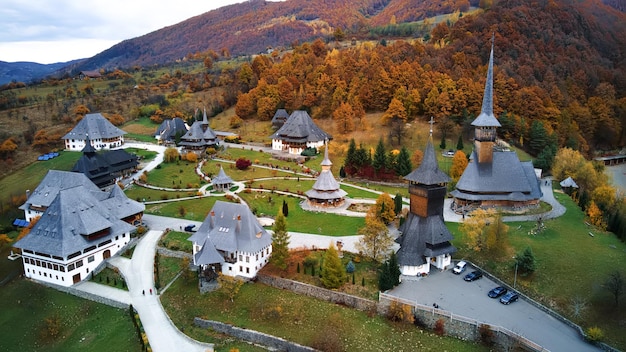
[0,279,139,352]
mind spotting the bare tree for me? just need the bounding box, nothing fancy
[570,295,588,319]
[603,270,624,306]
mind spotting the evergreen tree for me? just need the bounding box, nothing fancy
[339,165,346,178]
[388,251,401,287]
[378,261,393,291]
[516,247,536,276]
[282,200,289,217]
[345,138,357,170]
[528,120,549,155]
[394,193,403,215]
[321,243,346,289]
[373,138,387,172]
[354,144,369,168]
[394,146,413,177]
[534,142,557,172]
[270,210,290,270]
[439,134,446,150]
[456,135,464,150]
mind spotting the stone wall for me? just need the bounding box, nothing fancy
[194,318,317,352]
[38,280,129,310]
[256,274,377,313]
[156,246,193,259]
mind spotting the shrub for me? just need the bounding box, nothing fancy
[478,324,495,346]
[303,254,319,268]
[387,301,414,324]
[301,147,317,156]
[346,260,355,273]
[434,318,445,336]
[235,157,252,170]
[586,327,604,342]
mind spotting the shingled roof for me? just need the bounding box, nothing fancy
[13,185,137,258]
[451,150,542,201]
[269,110,331,143]
[471,39,501,128]
[20,170,103,212]
[155,118,188,142]
[62,113,126,140]
[271,109,290,128]
[188,201,271,254]
[404,139,450,185]
[179,109,218,147]
[212,166,234,187]
[305,142,346,200]
[71,144,138,189]
[396,214,456,266]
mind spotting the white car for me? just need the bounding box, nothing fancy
[452,261,467,274]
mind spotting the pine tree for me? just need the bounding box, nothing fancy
[373,138,387,172]
[456,135,464,150]
[516,247,536,276]
[394,193,403,215]
[378,261,393,291]
[339,165,346,178]
[394,146,413,177]
[321,243,346,289]
[345,139,357,169]
[388,252,401,287]
[270,210,290,270]
[282,200,289,217]
[439,134,446,150]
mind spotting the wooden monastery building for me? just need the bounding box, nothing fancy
[62,113,126,151]
[14,170,144,287]
[450,42,542,212]
[187,201,272,280]
[155,117,188,145]
[270,110,331,155]
[396,132,456,277]
[71,136,139,190]
[179,109,219,154]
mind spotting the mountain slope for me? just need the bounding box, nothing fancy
[0,60,81,85]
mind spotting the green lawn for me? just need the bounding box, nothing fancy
[145,197,220,221]
[448,191,626,348]
[217,148,320,173]
[0,279,139,352]
[125,148,158,162]
[161,278,488,352]
[156,255,184,290]
[203,160,296,181]
[160,231,193,253]
[238,192,365,236]
[146,160,207,189]
[124,184,200,202]
[91,267,128,290]
[345,180,409,199]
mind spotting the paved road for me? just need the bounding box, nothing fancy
[388,268,599,352]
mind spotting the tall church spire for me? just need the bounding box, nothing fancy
[472,34,501,128]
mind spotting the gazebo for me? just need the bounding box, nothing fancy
[305,141,346,207]
[212,166,234,192]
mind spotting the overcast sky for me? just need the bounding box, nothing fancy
[0,0,247,64]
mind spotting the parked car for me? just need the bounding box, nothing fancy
[488,286,508,298]
[500,292,519,305]
[464,270,483,282]
[184,224,196,232]
[452,261,467,274]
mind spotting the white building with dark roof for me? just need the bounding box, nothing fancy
[450,40,542,211]
[14,172,144,287]
[187,201,272,280]
[396,129,456,277]
[211,166,234,192]
[270,110,331,155]
[305,141,346,207]
[62,113,126,151]
[179,109,219,154]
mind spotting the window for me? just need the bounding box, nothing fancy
[239,255,242,261]
[47,263,52,269]
[123,233,126,238]
[115,236,119,241]
[87,256,95,263]
[239,266,242,272]
[246,256,249,263]
[60,266,65,272]
[256,254,259,261]
[75,260,83,268]
[68,264,75,271]
[53,264,59,271]
[246,268,250,274]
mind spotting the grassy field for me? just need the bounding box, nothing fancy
[347,180,409,199]
[0,279,139,352]
[238,191,365,236]
[448,191,626,348]
[202,160,296,181]
[91,267,128,290]
[160,231,193,253]
[145,197,220,221]
[217,147,321,172]
[146,160,207,189]
[161,277,488,352]
[156,255,184,290]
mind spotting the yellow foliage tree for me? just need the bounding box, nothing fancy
[382,98,407,125]
[356,210,394,263]
[459,208,496,251]
[184,152,198,163]
[587,201,605,229]
[592,185,616,212]
[449,150,468,181]
[374,193,396,224]
[164,147,180,163]
[0,234,12,246]
[217,273,244,302]
[333,102,356,134]
[412,150,423,169]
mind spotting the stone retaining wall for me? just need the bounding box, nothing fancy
[156,247,193,259]
[38,280,129,310]
[256,274,377,313]
[194,318,316,352]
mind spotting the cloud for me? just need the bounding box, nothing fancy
[0,0,245,63]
